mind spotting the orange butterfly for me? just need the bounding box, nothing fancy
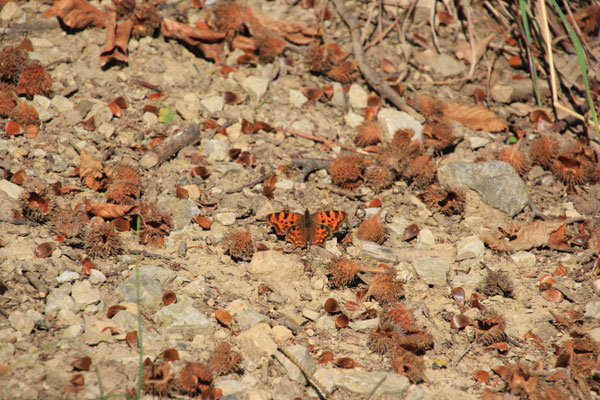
[266,209,347,248]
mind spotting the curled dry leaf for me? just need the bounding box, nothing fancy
[263,173,277,199]
[162,290,177,306]
[450,313,471,329]
[126,331,138,349]
[442,102,507,132]
[473,369,490,383]
[161,18,226,63]
[70,374,84,387]
[324,298,341,314]
[542,289,564,303]
[480,221,564,252]
[71,356,92,371]
[215,309,233,328]
[100,18,133,67]
[318,351,333,364]
[548,223,571,251]
[35,242,56,258]
[488,342,509,352]
[10,170,26,185]
[159,348,180,362]
[43,0,109,29]
[302,87,323,104]
[335,314,350,329]
[107,101,122,117]
[334,357,355,369]
[111,217,130,232]
[85,201,135,219]
[193,216,212,229]
[107,304,127,319]
[148,92,168,102]
[539,274,557,290]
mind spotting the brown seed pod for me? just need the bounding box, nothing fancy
[16,62,52,98]
[326,257,361,287]
[422,185,465,215]
[177,362,212,394]
[254,30,287,63]
[478,268,514,298]
[329,154,369,191]
[354,121,385,147]
[142,359,173,396]
[550,151,594,187]
[356,211,386,244]
[368,322,400,354]
[365,271,404,303]
[212,2,247,44]
[208,342,242,376]
[9,102,39,126]
[391,348,425,383]
[364,165,394,193]
[0,45,28,82]
[530,135,559,168]
[19,179,54,222]
[223,231,255,261]
[404,155,436,188]
[106,164,141,205]
[84,222,122,258]
[473,310,506,345]
[496,146,531,176]
[0,82,17,117]
[139,202,173,248]
[381,303,421,333]
[326,60,359,83]
[422,122,454,152]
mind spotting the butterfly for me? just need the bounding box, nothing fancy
[266,209,347,248]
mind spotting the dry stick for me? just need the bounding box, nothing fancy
[225,170,272,194]
[459,0,477,78]
[290,156,334,182]
[429,0,441,53]
[273,337,327,399]
[23,270,48,298]
[398,0,417,60]
[317,183,363,199]
[127,249,172,260]
[360,0,379,44]
[365,375,387,400]
[331,0,415,116]
[363,13,402,51]
[150,124,206,167]
[0,217,39,227]
[453,344,472,367]
[279,127,366,154]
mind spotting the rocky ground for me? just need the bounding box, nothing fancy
[2,0,600,399]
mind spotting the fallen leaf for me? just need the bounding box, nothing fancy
[43,0,109,29]
[125,331,138,349]
[193,216,212,229]
[548,223,571,251]
[442,102,508,132]
[85,201,135,219]
[488,342,509,352]
[100,17,132,67]
[480,221,564,252]
[159,348,179,362]
[79,150,112,191]
[473,369,490,383]
[542,289,564,303]
[161,18,226,63]
[5,121,23,135]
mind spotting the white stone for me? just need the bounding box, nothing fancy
[0,179,24,200]
[8,311,34,334]
[469,136,490,149]
[331,82,347,109]
[50,95,74,114]
[201,95,224,114]
[510,251,536,268]
[0,2,23,23]
[271,325,292,343]
[289,90,308,108]
[456,236,485,260]
[377,108,423,141]
[416,229,435,248]
[56,271,80,283]
[237,323,277,355]
[242,76,270,102]
[412,257,451,285]
[98,123,115,138]
[71,280,101,307]
[348,84,369,109]
[89,269,106,285]
[344,112,364,128]
[274,179,294,190]
[142,112,158,126]
[215,212,236,226]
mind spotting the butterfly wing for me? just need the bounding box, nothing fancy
[287,225,308,248]
[266,212,301,235]
[310,210,347,246]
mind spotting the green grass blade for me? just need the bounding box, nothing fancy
[135,216,143,400]
[549,0,600,139]
[519,0,542,107]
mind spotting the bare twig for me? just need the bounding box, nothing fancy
[273,337,327,399]
[279,127,365,153]
[429,0,441,53]
[365,375,387,400]
[459,0,477,78]
[146,124,210,168]
[364,12,402,51]
[453,344,472,367]
[23,270,48,298]
[0,217,40,227]
[331,0,417,117]
[360,0,379,44]
[131,79,164,92]
[127,249,172,260]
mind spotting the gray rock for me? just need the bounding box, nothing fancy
[57,309,83,327]
[140,152,159,169]
[469,136,490,149]
[274,179,294,190]
[215,212,236,226]
[412,256,451,285]
[50,95,74,114]
[0,179,25,200]
[8,311,34,334]
[348,318,379,332]
[378,108,423,142]
[112,309,139,332]
[438,161,528,216]
[205,139,229,156]
[116,273,163,309]
[237,323,277,355]
[317,368,410,395]
[274,345,316,384]
[585,301,600,319]
[248,251,304,297]
[212,161,244,175]
[45,289,79,317]
[235,308,270,331]
[62,324,83,339]
[242,76,270,102]
[416,229,435,248]
[142,112,158,126]
[289,90,308,108]
[302,308,320,322]
[175,93,201,121]
[87,103,113,126]
[215,379,245,397]
[456,236,485,261]
[155,303,212,330]
[315,315,337,332]
[89,269,106,285]
[201,95,224,114]
[0,2,24,23]
[98,123,115,138]
[348,84,369,109]
[163,199,200,232]
[432,53,465,77]
[56,270,80,283]
[136,265,177,286]
[71,280,100,307]
[331,82,347,109]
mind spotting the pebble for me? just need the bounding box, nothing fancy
[0,342,14,363]
[116,272,163,309]
[31,95,54,122]
[469,136,490,149]
[140,152,159,169]
[412,256,451,286]
[273,345,316,384]
[416,229,435,248]
[348,84,369,109]
[45,289,79,317]
[50,95,74,114]
[331,82,347,109]
[432,53,465,77]
[237,323,277,356]
[248,251,304,296]
[205,138,229,156]
[201,95,224,114]
[89,269,107,285]
[302,308,320,322]
[88,103,113,126]
[0,1,23,23]
[8,311,34,334]
[0,179,25,200]
[155,303,212,330]
[267,292,284,304]
[511,251,536,268]
[314,315,336,332]
[98,123,115,138]
[56,270,80,283]
[62,324,83,339]
[438,160,528,217]
[288,90,308,108]
[585,301,600,319]
[143,111,159,126]
[348,318,379,332]
[377,108,423,142]
[164,199,200,232]
[57,309,83,327]
[271,325,292,343]
[235,308,270,331]
[215,212,236,226]
[71,280,101,307]
[175,92,201,121]
[456,236,485,261]
[242,76,270,102]
[344,112,364,128]
[274,179,294,190]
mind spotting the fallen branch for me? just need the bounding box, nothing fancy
[331,0,416,117]
[279,127,364,153]
[142,124,208,168]
[23,269,49,298]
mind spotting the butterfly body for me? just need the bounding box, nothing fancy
[266,209,347,248]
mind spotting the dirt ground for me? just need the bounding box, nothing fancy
[2,0,600,399]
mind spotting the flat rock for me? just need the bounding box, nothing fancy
[289,90,307,108]
[215,212,236,226]
[348,84,369,109]
[432,53,465,77]
[0,2,23,23]
[316,368,410,395]
[201,95,224,114]
[456,236,485,261]
[8,311,34,334]
[378,108,423,142]
[155,303,212,330]
[438,160,528,216]
[116,273,163,309]
[0,179,25,200]
[71,280,100,307]
[412,256,451,285]
[248,251,304,297]
[331,82,347,109]
[45,289,79,317]
[242,76,270,102]
[511,251,536,268]
[235,308,270,331]
[56,271,80,283]
[237,323,277,356]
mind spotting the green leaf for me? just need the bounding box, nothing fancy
[158,106,174,124]
[507,136,517,144]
